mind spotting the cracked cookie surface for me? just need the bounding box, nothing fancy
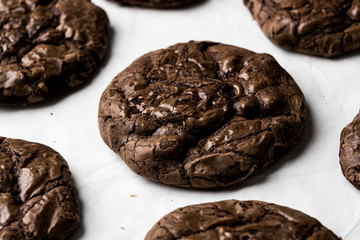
[145,200,340,240]
[243,0,360,57]
[112,0,199,8]
[0,0,109,105]
[0,137,80,239]
[98,41,306,188]
[340,111,360,189]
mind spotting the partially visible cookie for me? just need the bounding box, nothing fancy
[145,200,340,240]
[113,0,199,8]
[0,137,80,239]
[0,0,109,105]
[98,41,307,188]
[340,111,360,189]
[243,0,360,57]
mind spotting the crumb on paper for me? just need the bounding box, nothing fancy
[121,227,125,230]
[130,194,137,198]
[171,199,174,202]
[50,113,53,115]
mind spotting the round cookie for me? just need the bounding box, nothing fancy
[145,200,340,239]
[113,0,199,8]
[243,0,360,57]
[0,0,109,105]
[340,111,360,189]
[98,41,307,188]
[0,137,80,239]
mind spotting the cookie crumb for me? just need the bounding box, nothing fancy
[130,194,137,198]
[171,199,174,202]
[121,227,125,230]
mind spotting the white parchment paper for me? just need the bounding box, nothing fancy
[1,0,360,239]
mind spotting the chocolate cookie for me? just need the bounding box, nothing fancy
[243,0,360,57]
[98,41,306,188]
[0,0,109,105]
[0,137,80,239]
[145,200,340,240]
[113,0,199,8]
[340,111,360,189]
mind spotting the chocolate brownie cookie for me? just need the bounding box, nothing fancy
[0,137,80,239]
[98,41,306,188]
[243,0,360,57]
[0,0,109,105]
[340,111,360,189]
[113,0,199,8]
[145,200,340,240]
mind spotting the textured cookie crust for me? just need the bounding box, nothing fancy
[113,0,199,8]
[0,0,109,105]
[0,137,80,239]
[98,41,306,188]
[145,200,340,240]
[243,0,360,57]
[340,112,360,189]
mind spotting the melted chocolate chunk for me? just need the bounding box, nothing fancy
[340,111,360,189]
[0,0,109,105]
[98,41,307,188]
[0,137,80,239]
[244,0,360,57]
[145,200,340,240]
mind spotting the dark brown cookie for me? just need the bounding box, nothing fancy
[0,137,80,239]
[145,200,340,240]
[98,41,306,188]
[340,111,360,189]
[113,0,199,8]
[243,0,360,57]
[0,0,109,105]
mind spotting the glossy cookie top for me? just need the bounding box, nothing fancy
[145,200,340,239]
[0,137,80,239]
[340,111,360,189]
[244,0,360,57]
[98,41,306,188]
[0,0,109,105]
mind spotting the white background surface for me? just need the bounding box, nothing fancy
[1,0,360,239]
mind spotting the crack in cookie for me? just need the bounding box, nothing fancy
[0,137,80,239]
[244,0,360,57]
[98,41,307,188]
[145,200,340,240]
[0,0,109,105]
[340,111,360,189]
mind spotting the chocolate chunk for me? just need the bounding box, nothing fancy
[145,200,340,240]
[112,0,200,8]
[340,111,360,189]
[0,0,109,105]
[243,0,360,57]
[98,41,307,188]
[0,137,80,239]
